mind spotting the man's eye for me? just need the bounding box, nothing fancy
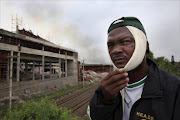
[108,45,112,48]
[108,44,112,48]
[123,40,133,45]
[123,40,129,44]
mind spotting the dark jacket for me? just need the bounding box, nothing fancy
[90,59,180,120]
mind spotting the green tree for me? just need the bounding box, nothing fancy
[171,55,175,65]
[154,57,180,77]
[146,51,180,77]
[146,50,154,60]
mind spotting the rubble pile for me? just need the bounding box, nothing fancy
[0,96,24,106]
[83,70,108,82]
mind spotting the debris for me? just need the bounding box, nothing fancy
[83,70,108,82]
[0,96,24,105]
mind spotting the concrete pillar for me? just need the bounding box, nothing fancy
[42,45,44,80]
[32,61,35,81]
[39,63,41,75]
[83,60,84,88]
[62,60,65,77]
[50,62,52,79]
[65,52,67,77]
[59,58,61,78]
[9,51,13,108]
[16,52,20,82]
[42,56,44,80]
[65,59,67,77]
[6,53,10,82]
[67,60,73,76]
[72,53,75,78]
[72,53,78,83]
[73,58,75,78]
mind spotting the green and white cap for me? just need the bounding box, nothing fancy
[108,17,146,35]
[108,17,147,72]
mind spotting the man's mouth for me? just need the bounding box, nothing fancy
[112,55,127,64]
[112,54,126,60]
[114,58,126,63]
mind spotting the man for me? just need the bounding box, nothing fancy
[89,17,180,120]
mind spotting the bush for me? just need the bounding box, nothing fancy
[2,97,80,120]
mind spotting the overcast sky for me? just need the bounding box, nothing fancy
[0,0,180,64]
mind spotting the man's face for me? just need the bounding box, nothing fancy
[107,26,135,68]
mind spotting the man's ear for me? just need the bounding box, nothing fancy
[146,41,150,54]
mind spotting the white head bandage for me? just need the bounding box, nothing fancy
[122,26,147,71]
[111,26,147,72]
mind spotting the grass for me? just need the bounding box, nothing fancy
[30,83,91,101]
[31,84,83,101]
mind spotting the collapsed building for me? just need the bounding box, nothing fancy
[0,28,78,99]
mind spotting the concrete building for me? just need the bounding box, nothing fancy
[84,64,114,73]
[0,28,78,99]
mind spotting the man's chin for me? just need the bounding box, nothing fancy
[115,64,126,69]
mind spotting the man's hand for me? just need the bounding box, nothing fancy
[101,69,129,102]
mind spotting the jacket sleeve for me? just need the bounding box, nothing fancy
[173,84,180,120]
[89,86,122,120]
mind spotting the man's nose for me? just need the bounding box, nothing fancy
[112,44,123,54]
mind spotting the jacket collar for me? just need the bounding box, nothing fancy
[141,59,163,98]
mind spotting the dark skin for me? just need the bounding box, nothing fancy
[101,27,149,102]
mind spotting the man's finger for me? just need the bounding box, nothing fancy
[105,72,128,85]
[109,77,129,90]
[113,79,129,93]
[103,69,124,81]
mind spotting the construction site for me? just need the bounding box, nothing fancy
[0,25,80,100]
[0,17,115,119]
[0,25,114,101]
